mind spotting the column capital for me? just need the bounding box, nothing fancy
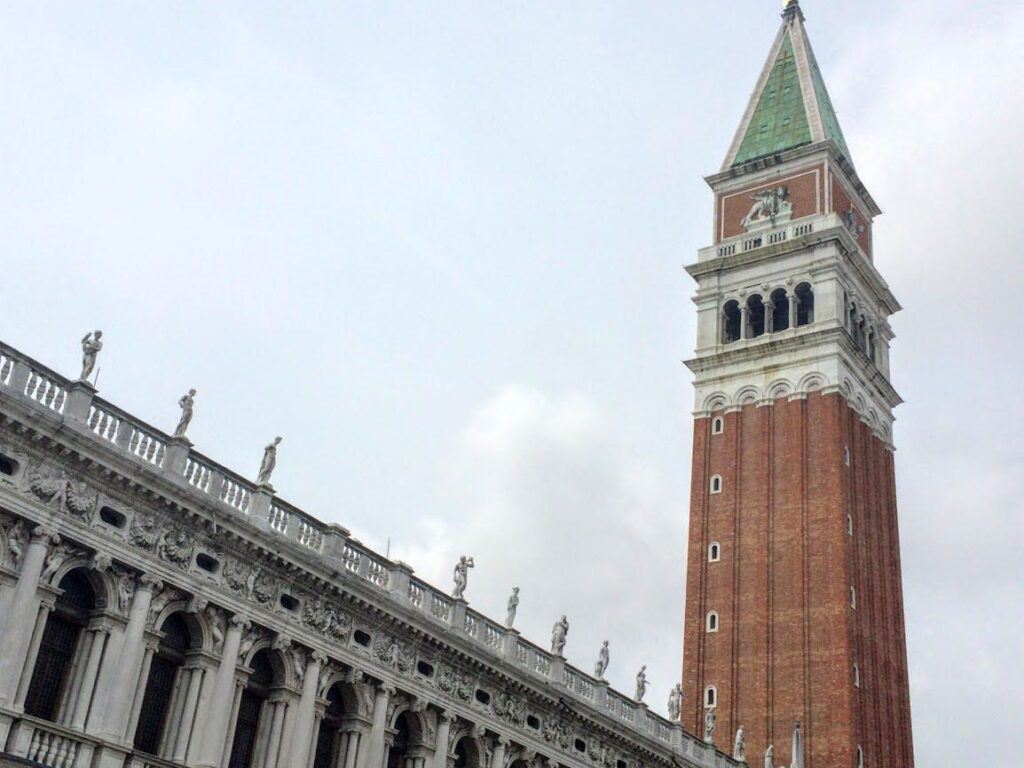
[139,574,162,592]
[30,526,60,547]
[495,735,510,748]
[229,614,251,631]
[378,683,396,698]
[311,650,328,666]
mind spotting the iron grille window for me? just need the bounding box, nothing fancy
[133,614,192,755]
[23,614,80,720]
[312,726,336,768]
[133,655,179,754]
[228,690,265,768]
[313,686,346,768]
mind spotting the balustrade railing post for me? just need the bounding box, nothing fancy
[387,561,414,605]
[501,628,520,662]
[63,380,96,428]
[8,359,30,398]
[249,486,273,532]
[449,598,467,633]
[548,655,566,687]
[321,524,352,570]
[595,679,609,707]
[206,470,226,501]
[163,437,192,479]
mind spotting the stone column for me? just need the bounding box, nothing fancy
[125,638,160,742]
[12,598,55,709]
[432,712,455,768]
[196,615,249,768]
[490,736,508,768]
[357,685,393,768]
[288,651,327,768]
[740,304,749,339]
[91,575,160,739]
[789,294,798,328]
[0,526,57,708]
[70,624,112,729]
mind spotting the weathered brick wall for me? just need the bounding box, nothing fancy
[715,166,823,242]
[681,392,913,767]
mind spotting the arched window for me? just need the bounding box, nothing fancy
[770,288,790,332]
[857,745,864,768]
[710,475,723,494]
[385,711,416,768]
[228,650,275,768]
[133,613,195,755]
[722,301,741,344]
[453,735,483,768]
[795,283,814,326]
[708,542,721,562]
[711,416,724,435]
[867,329,877,362]
[706,611,719,633]
[24,569,95,722]
[313,682,351,768]
[746,295,766,338]
[704,686,717,708]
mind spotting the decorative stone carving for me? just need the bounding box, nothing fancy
[91,551,113,572]
[65,480,96,519]
[239,625,263,658]
[205,605,226,650]
[174,389,197,439]
[257,437,282,486]
[452,555,474,600]
[373,634,415,673]
[741,186,791,230]
[41,542,76,582]
[733,725,746,762]
[302,597,351,641]
[129,512,159,551]
[667,684,683,722]
[157,528,193,567]
[704,709,716,744]
[6,520,28,568]
[116,571,136,615]
[542,719,571,750]
[437,665,473,702]
[27,466,62,504]
[551,615,569,656]
[843,206,865,238]
[187,595,209,614]
[505,586,519,628]
[633,666,647,703]
[79,330,103,382]
[493,690,526,726]
[594,641,609,679]
[148,584,184,626]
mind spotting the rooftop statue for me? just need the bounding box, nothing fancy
[704,709,716,744]
[174,389,197,439]
[764,745,773,768]
[733,725,746,762]
[451,555,474,599]
[634,665,647,703]
[505,586,520,627]
[79,330,103,382]
[257,437,282,486]
[667,684,683,722]
[551,615,569,656]
[594,640,610,679]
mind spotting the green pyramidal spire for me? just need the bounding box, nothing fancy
[723,1,853,170]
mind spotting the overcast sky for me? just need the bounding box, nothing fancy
[2,2,1022,765]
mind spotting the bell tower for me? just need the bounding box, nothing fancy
[680,3,914,767]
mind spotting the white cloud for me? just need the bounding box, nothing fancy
[390,385,686,711]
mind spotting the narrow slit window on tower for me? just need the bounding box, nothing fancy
[706,611,719,633]
[710,475,723,494]
[708,542,721,563]
[711,416,724,435]
[850,586,857,609]
[857,746,864,768]
[704,686,717,708]
[722,301,741,344]
[795,283,814,326]
[854,663,861,688]
[847,515,854,536]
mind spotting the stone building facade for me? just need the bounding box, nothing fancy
[0,339,738,768]
[680,3,914,767]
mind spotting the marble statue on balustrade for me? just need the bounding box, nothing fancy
[452,555,474,599]
[79,330,103,382]
[733,726,745,762]
[257,436,282,486]
[551,615,569,656]
[704,709,716,744]
[764,745,773,768]
[633,666,647,703]
[174,389,197,439]
[594,641,609,679]
[505,586,520,627]
[667,684,683,722]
